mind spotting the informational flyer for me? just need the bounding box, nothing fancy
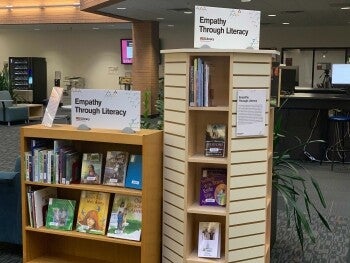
[42,87,63,127]
[194,5,260,49]
[236,89,266,137]
[71,89,140,131]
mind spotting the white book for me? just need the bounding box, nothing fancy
[33,187,57,228]
[198,222,221,259]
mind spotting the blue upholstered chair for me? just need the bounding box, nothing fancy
[0,156,22,244]
[0,90,29,126]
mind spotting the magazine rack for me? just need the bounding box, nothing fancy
[20,124,162,263]
[162,48,278,263]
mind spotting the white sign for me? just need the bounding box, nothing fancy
[236,89,266,137]
[194,5,260,49]
[71,89,140,131]
[42,87,63,127]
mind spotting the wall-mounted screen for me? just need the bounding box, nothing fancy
[332,64,350,85]
[121,39,133,64]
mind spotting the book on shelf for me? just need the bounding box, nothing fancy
[189,58,211,107]
[125,154,142,190]
[80,153,103,184]
[31,187,58,228]
[204,124,226,157]
[45,198,76,231]
[103,151,129,187]
[199,168,227,206]
[76,191,111,235]
[107,194,142,241]
[198,222,221,259]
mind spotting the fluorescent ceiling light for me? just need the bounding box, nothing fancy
[241,0,251,2]
[167,24,174,27]
[117,7,126,10]
[157,17,164,20]
[184,11,192,14]
[341,6,350,9]
[268,14,277,17]
[282,22,290,25]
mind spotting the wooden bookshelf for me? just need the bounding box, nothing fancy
[20,124,163,263]
[162,48,277,262]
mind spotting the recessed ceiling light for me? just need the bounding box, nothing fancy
[282,22,290,25]
[341,6,350,9]
[34,28,40,31]
[168,24,174,27]
[157,17,164,20]
[184,11,192,14]
[241,0,251,2]
[117,7,126,10]
[268,14,276,17]
[92,27,100,30]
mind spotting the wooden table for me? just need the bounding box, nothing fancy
[17,103,44,120]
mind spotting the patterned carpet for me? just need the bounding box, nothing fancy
[1,122,350,262]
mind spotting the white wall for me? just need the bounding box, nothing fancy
[0,29,132,97]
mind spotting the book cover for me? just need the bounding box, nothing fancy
[198,222,221,258]
[199,168,227,206]
[33,187,58,228]
[125,154,142,190]
[45,198,76,231]
[204,124,226,157]
[76,191,110,235]
[107,195,142,241]
[80,153,103,184]
[103,151,129,186]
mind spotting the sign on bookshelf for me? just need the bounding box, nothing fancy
[194,5,260,50]
[71,89,140,131]
[236,89,266,137]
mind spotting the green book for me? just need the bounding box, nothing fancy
[45,198,76,231]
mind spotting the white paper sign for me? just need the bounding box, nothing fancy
[42,87,64,127]
[236,90,266,137]
[194,6,260,49]
[71,89,140,131]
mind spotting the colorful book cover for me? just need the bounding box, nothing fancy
[45,198,76,231]
[199,168,227,206]
[198,222,221,258]
[204,124,226,157]
[80,153,103,184]
[107,195,142,241]
[125,154,142,190]
[76,191,110,235]
[103,151,129,186]
[33,187,57,228]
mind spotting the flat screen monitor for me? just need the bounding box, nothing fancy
[120,39,133,64]
[332,64,350,85]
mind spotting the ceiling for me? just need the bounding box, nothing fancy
[98,0,350,27]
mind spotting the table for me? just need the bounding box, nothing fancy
[18,103,44,120]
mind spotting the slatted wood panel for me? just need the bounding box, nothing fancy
[162,50,275,263]
[163,56,188,263]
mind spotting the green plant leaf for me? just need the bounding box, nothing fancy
[311,176,327,208]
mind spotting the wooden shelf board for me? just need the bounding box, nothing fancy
[187,251,225,263]
[187,203,227,216]
[24,181,142,196]
[26,254,111,263]
[188,154,228,164]
[189,106,229,112]
[25,226,141,247]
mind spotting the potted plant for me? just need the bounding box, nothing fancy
[0,63,10,92]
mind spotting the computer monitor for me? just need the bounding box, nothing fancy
[280,66,298,95]
[332,64,350,87]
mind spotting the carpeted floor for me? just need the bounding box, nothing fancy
[1,122,350,262]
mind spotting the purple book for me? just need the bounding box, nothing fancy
[199,168,227,206]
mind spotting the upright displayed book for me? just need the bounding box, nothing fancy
[103,151,129,186]
[198,222,221,259]
[199,168,227,206]
[80,153,103,184]
[45,198,76,231]
[125,154,142,190]
[107,194,142,241]
[76,191,111,235]
[32,187,57,228]
[204,124,226,157]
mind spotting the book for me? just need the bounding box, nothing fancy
[32,187,58,228]
[198,222,221,258]
[107,195,142,241]
[204,124,226,157]
[80,153,103,184]
[125,154,142,190]
[199,168,227,206]
[103,151,129,186]
[45,198,76,231]
[76,191,110,235]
